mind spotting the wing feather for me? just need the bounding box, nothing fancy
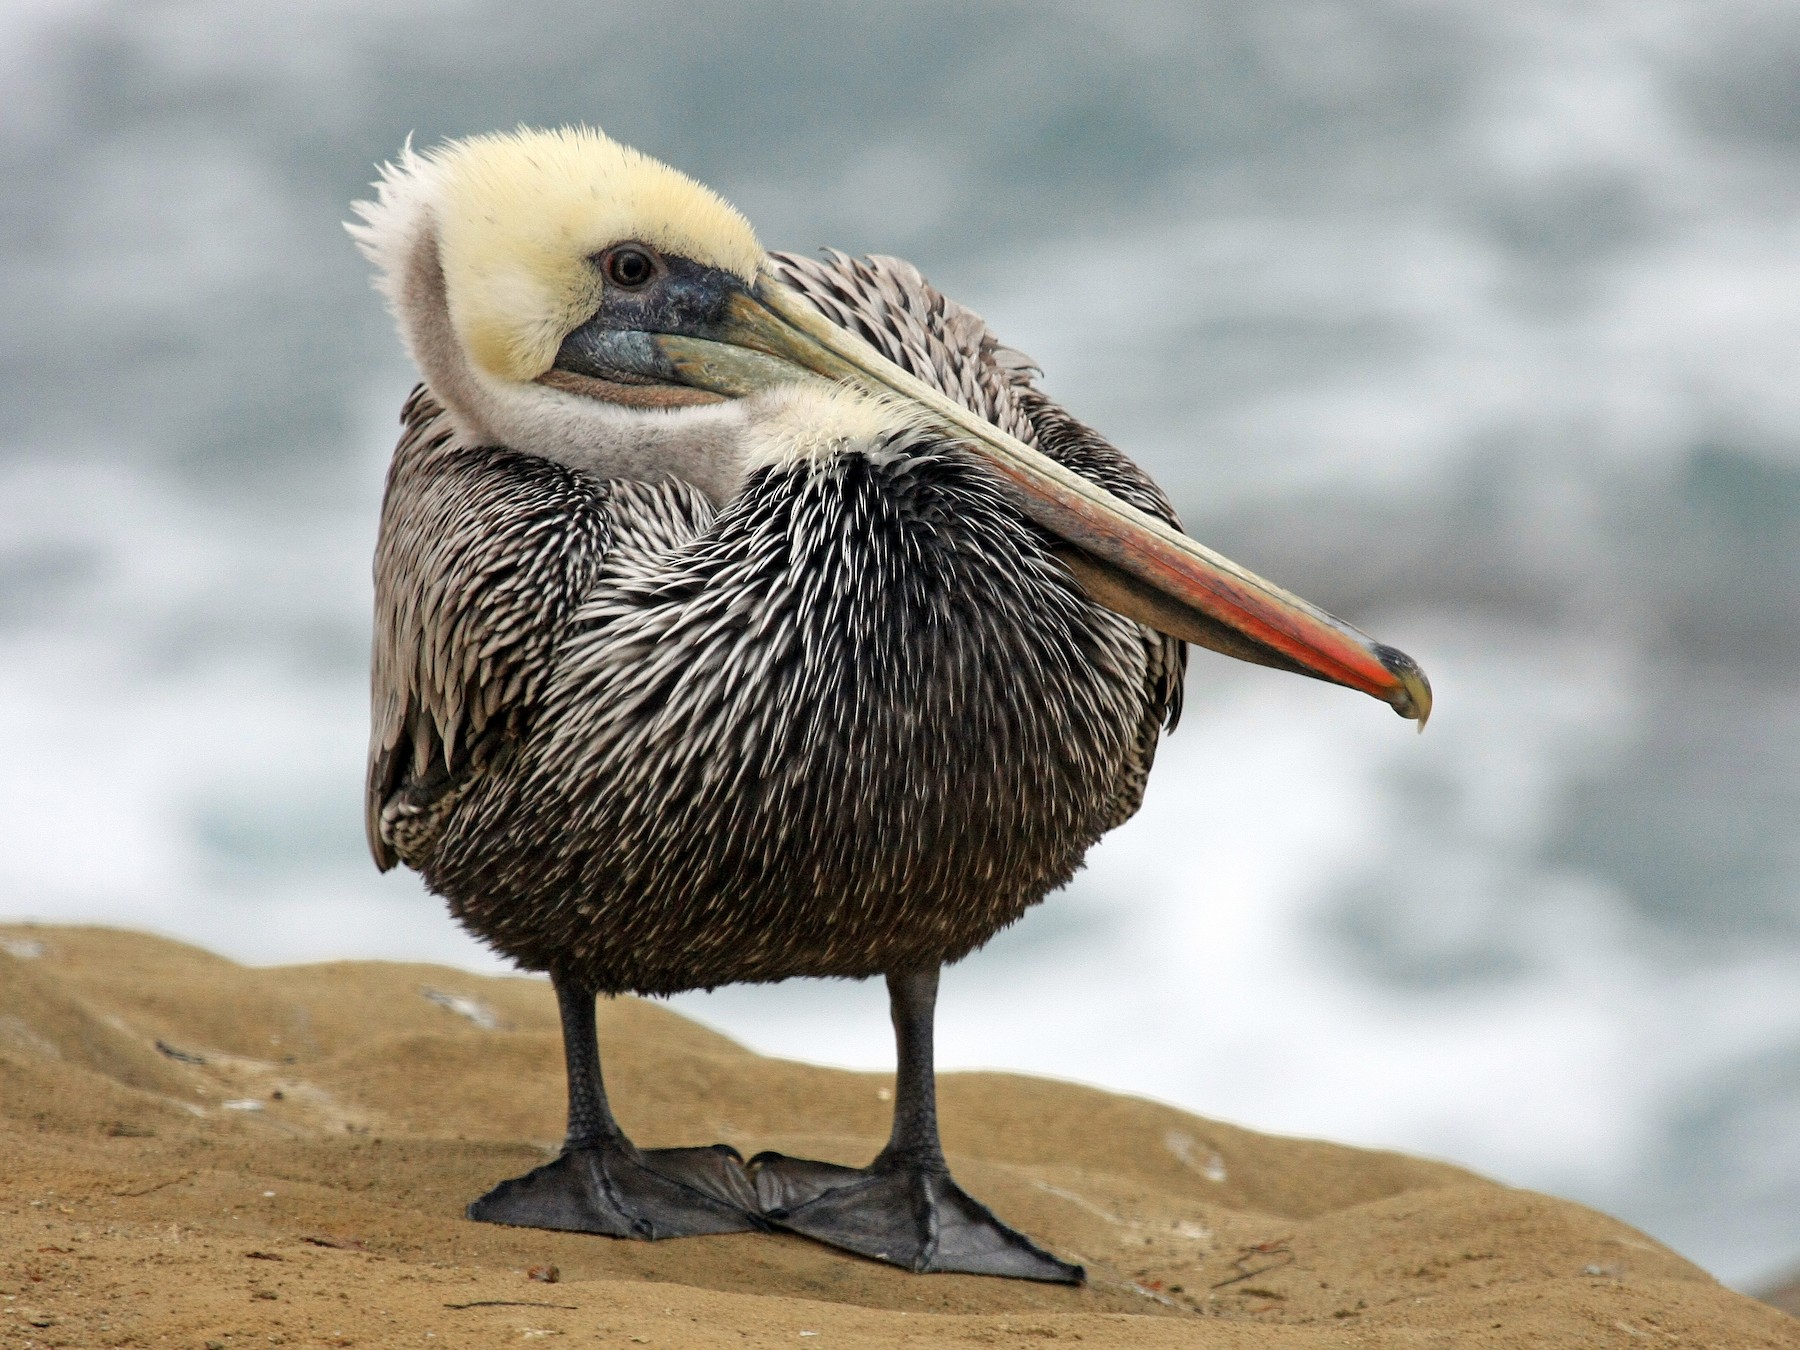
[366,387,616,870]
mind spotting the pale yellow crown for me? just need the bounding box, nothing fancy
[390,127,763,382]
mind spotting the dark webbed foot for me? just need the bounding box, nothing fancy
[740,966,1083,1283]
[750,1150,1083,1282]
[469,976,759,1239]
[469,1141,760,1239]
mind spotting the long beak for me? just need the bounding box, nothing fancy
[638,273,1431,726]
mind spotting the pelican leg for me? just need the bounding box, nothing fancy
[467,974,760,1239]
[748,968,1084,1283]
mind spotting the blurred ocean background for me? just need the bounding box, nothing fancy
[3,0,1797,1291]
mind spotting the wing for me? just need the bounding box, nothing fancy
[365,386,619,871]
[767,250,1188,732]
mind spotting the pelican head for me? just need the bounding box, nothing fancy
[350,126,1430,724]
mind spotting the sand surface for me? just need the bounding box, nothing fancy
[1,924,1791,1348]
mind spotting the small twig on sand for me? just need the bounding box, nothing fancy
[1211,1238,1296,1289]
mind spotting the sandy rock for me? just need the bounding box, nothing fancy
[1,924,1792,1347]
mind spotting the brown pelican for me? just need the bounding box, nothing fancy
[349,127,1429,1284]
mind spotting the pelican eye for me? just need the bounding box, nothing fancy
[603,245,657,289]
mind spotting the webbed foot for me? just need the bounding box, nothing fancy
[469,1142,761,1240]
[749,1150,1083,1283]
